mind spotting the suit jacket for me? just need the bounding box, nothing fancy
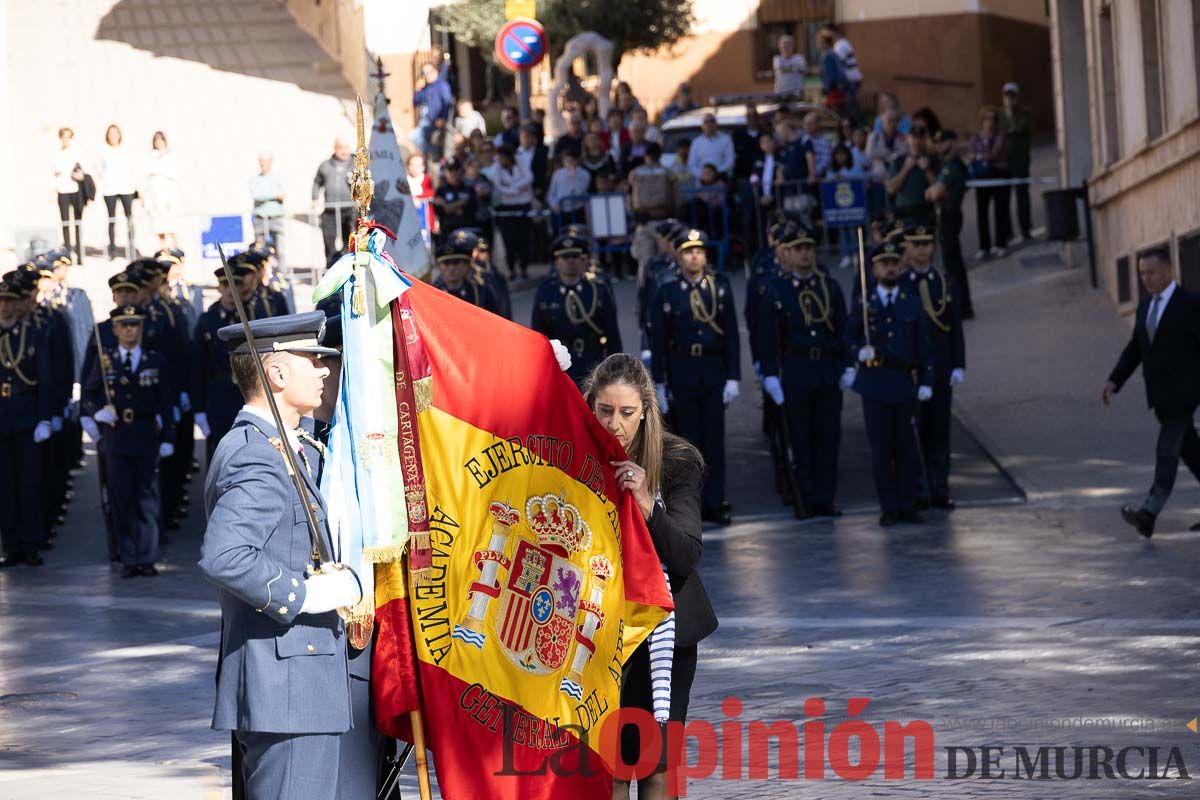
[1109,286,1200,418]
[199,410,352,734]
[647,444,718,647]
[847,286,934,404]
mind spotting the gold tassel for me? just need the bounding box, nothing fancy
[362,543,409,564]
[409,530,433,586]
[413,377,433,413]
[352,269,367,317]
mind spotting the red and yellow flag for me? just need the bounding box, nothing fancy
[371,279,673,798]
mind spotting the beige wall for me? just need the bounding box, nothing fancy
[1161,0,1200,129]
[837,0,1048,25]
[286,0,368,96]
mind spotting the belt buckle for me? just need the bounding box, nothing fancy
[0,383,9,399]
[809,347,822,360]
[690,343,703,357]
[121,408,135,424]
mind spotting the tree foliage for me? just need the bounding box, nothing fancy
[437,0,695,66]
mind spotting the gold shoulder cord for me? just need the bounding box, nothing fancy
[919,271,951,333]
[798,273,834,331]
[0,322,36,386]
[688,276,724,336]
[565,277,607,339]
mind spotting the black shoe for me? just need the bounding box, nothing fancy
[813,504,843,517]
[121,566,139,578]
[931,497,957,510]
[139,564,159,576]
[24,554,43,566]
[879,512,899,527]
[1121,504,1155,538]
[898,511,925,525]
[702,509,732,526]
[914,498,931,512]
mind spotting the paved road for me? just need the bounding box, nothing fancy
[3,253,1199,798]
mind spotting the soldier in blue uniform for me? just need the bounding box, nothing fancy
[636,219,682,363]
[649,228,741,524]
[469,232,511,320]
[432,230,501,314]
[746,218,788,373]
[45,247,93,492]
[531,231,623,388]
[193,264,256,466]
[0,277,52,567]
[159,247,206,324]
[232,250,288,319]
[902,223,965,510]
[81,305,176,576]
[250,238,297,315]
[759,223,849,517]
[200,310,359,798]
[846,242,935,526]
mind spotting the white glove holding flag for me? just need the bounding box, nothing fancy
[917,385,933,402]
[81,417,101,442]
[301,568,363,615]
[950,368,965,386]
[840,368,857,390]
[549,339,572,372]
[33,421,51,443]
[158,442,175,459]
[858,345,876,364]
[94,407,117,426]
[722,380,739,406]
[194,412,211,438]
[763,376,785,406]
[655,383,669,415]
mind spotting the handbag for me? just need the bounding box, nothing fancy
[74,164,96,204]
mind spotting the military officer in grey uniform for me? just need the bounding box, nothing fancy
[199,310,361,799]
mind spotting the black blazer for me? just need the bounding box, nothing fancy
[1109,286,1200,418]
[646,442,718,647]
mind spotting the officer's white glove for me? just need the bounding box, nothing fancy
[655,383,670,415]
[857,345,876,364]
[753,361,762,380]
[763,376,785,406]
[172,406,181,424]
[950,368,965,386]
[840,367,857,390]
[94,406,117,426]
[917,385,933,402]
[548,339,572,372]
[33,421,52,443]
[81,417,101,442]
[158,442,175,459]
[71,382,81,402]
[722,379,739,406]
[179,391,191,413]
[194,412,211,438]
[300,568,363,615]
[51,415,64,432]
[640,349,652,365]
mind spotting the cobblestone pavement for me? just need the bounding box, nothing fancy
[2,263,1198,799]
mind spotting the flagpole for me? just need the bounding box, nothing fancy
[350,93,434,799]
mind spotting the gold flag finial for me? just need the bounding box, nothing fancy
[348,96,374,316]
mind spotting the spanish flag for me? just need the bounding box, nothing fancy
[373,279,674,798]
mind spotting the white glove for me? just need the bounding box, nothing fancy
[639,349,652,365]
[51,415,64,432]
[950,368,964,386]
[763,376,785,406]
[753,361,762,380]
[194,412,211,437]
[179,391,191,413]
[857,345,876,364]
[33,421,52,443]
[840,367,857,390]
[71,382,81,402]
[655,383,669,415]
[722,379,739,406]
[94,406,117,426]
[172,406,181,424]
[917,385,933,402]
[548,339,572,372]
[300,568,363,615]
[158,442,175,458]
[81,417,101,442]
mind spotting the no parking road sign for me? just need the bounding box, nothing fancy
[495,18,546,72]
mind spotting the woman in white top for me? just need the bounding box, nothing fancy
[492,145,534,278]
[52,127,87,263]
[144,130,180,248]
[99,124,138,258]
[772,35,808,96]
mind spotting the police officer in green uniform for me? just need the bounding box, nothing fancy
[531,231,623,388]
[884,130,940,226]
[649,228,740,524]
[902,223,965,510]
[759,223,849,517]
[433,229,501,314]
[927,128,974,318]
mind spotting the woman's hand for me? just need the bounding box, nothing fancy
[611,460,654,521]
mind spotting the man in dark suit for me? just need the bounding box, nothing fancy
[1103,248,1200,537]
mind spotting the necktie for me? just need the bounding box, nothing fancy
[1146,295,1161,342]
[122,350,132,374]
